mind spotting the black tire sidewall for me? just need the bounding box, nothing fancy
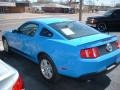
[97,23,107,32]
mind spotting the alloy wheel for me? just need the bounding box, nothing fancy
[40,59,53,79]
[97,23,107,32]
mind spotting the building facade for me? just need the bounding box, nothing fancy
[0,1,16,13]
[0,1,29,13]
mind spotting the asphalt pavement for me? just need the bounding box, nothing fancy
[0,13,120,90]
[1,51,120,90]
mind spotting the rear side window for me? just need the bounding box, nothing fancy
[49,21,99,39]
[40,28,53,37]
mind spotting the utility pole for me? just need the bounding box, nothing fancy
[74,0,76,13]
[79,0,83,21]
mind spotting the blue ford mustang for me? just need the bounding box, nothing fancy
[2,18,120,82]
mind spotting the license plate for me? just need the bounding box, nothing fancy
[107,64,116,71]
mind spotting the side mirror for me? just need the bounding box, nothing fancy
[12,29,18,33]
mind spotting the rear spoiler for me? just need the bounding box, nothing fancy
[78,35,117,47]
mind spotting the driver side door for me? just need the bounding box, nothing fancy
[14,22,39,61]
[9,22,38,53]
[109,10,120,31]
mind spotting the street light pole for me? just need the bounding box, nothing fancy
[79,0,83,21]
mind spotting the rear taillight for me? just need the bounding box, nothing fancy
[12,75,24,90]
[115,41,120,48]
[80,47,100,58]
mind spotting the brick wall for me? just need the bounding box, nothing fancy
[6,7,25,13]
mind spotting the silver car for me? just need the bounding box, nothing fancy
[0,59,24,90]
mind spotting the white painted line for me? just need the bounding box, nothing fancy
[0,22,21,26]
[0,46,4,51]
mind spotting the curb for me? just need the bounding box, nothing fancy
[0,13,77,21]
[0,17,46,21]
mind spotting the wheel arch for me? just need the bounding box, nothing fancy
[37,51,58,73]
[2,36,6,40]
[97,21,108,27]
[37,52,49,61]
[37,52,55,64]
[2,36,9,45]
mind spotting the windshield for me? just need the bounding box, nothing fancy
[49,21,100,39]
[103,10,113,16]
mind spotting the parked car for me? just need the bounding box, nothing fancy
[34,7,44,14]
[2,18,120,82]
[86,8,120,32]
[0,59,24,90]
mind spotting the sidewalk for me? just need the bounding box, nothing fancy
[0,13,51,21]
[0,12,103,21]
[0,13,79,20]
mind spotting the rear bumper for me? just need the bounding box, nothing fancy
[58,49,120,78]
[80,62,120,79]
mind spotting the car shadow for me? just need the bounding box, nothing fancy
[0,51,111,90]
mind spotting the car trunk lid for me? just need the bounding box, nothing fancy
[0,59,17,82]
[69,34,117,47]
[69,34,118,56]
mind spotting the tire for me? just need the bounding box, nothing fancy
[39,54,60,82]
[97,23,107,32]
[2,38,9,53]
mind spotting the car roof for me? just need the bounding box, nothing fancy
[32,18,73,24]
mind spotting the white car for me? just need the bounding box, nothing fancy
[0,59,24,90]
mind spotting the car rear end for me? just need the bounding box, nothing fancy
[0,59,24,90]
[49,20,120,78]
[68,34,120,78]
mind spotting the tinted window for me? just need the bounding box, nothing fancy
[49,21,99,39]
[19,23,38,36]
[103,10,114,16]
[40,28,53,37]
[114,10,120,17]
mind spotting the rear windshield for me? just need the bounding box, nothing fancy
[49,21,100,39]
